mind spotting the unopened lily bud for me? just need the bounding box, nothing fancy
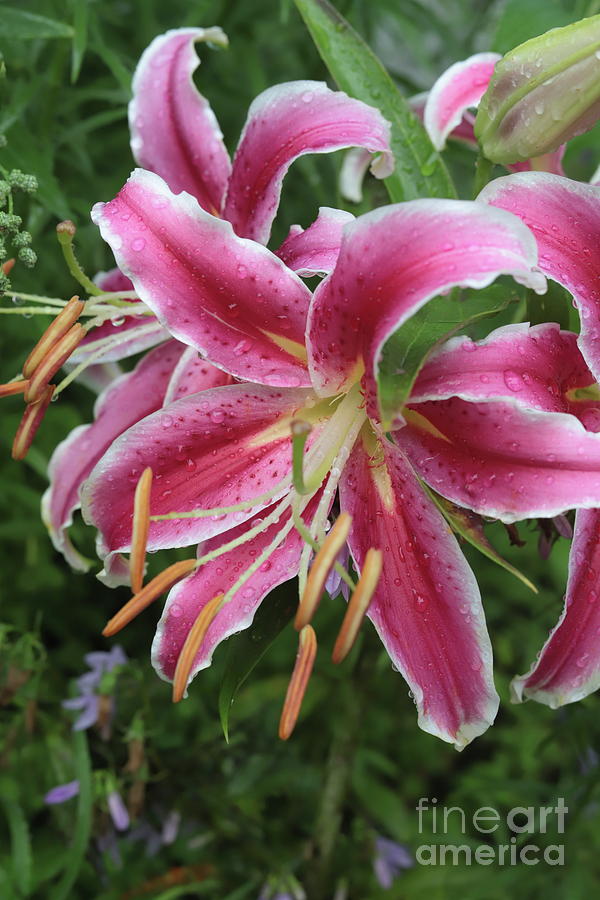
[475,14,600,164]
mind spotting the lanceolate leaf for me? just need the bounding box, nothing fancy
[218,585,297,741]
[0,8,73,40]
[293,0,456,202]
[425,487,538,594]
[378,284,518,428]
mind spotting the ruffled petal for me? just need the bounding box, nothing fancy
[307,200,545,406]
[128,28,231,214]
[92,170,312,387]
[71,268,169,364]
[339,432,498,748]
[411,322,593,413]
[479,173,600,382]
[224,81,392,243]
[42,341,190,570]
[275,207,355,277]
[81,384,326,561]
[152,497,321,686]
[424,53,500,151]
[512,508,600,707]
[396,397,600,523]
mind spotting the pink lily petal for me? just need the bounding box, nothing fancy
[42,341,189,570]
[307,200,545,408]
[512,508,600,707]
[162,345,233,406]
[152,496,322,687]
[62,361,122,394]
[411,322,593,413]
[275,207,355,277]
[424,53,500,151]
[128,28,231,215]
[479,173,600,382]
[81,384,325,562]
[71,268,169,364]
[339,433,498,748]
[92,169,312,387]
[339,148,372,204]
[396,397,600,523]
[224,81,393,244]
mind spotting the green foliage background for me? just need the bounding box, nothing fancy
[1,0,600,897]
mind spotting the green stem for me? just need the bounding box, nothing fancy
[473,152,494,197]
[304,653,369,899]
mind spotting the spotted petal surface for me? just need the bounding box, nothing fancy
[512,509,600,707]
[224,81,392,243]
[307,200,545,410]
[480,173,600,383]
[42,341,193,570]
[129,28,231,214]
[81,384,327,561]
[92,170,312,387]
[152,496,323,689]
[339,432,498,748]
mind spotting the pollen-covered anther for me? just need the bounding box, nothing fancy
[24,322,86,403]
[295,512,352,630]
[0,379,28,399]
[332,548,383,664]
[172,594,224,703]
[129,467,153,594]
[22,295,85,379]
[279,624,317,741]
[102,559,197,637]
[11,384,55,460]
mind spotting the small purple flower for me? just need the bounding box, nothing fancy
[62,646,127,733]
[373,836,413,889]
[44,780,80,805]
[107,789,130,831]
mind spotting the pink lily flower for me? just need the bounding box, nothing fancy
[59,25,393,366]
[75,149,573,749]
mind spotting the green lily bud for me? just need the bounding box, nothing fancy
[475,14,600,164]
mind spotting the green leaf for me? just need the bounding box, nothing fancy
[0,8,73,41]
[526,281,572,330]
[0,789,32,896]
[377,284,518,428]
[49,730,93,900]
[218,585,297,741]
[425,488,538,594]
[293,0,456,202]
[70,0,89,83]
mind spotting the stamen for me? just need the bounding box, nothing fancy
[0,379,28,398]
[24,322,85,402]
[295,513,352,630]
[129,467,153,594]
[22,295,84,378]
[102,559,197,636]
[150,476,292,522]
[53,321,162,398]
[278,624,317,741]
[291,419,313,494]
[332,548,382,664]
[56,221,103,296]
[2,258,15,275]
[172,594,224,703]
[11,384,55,460]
